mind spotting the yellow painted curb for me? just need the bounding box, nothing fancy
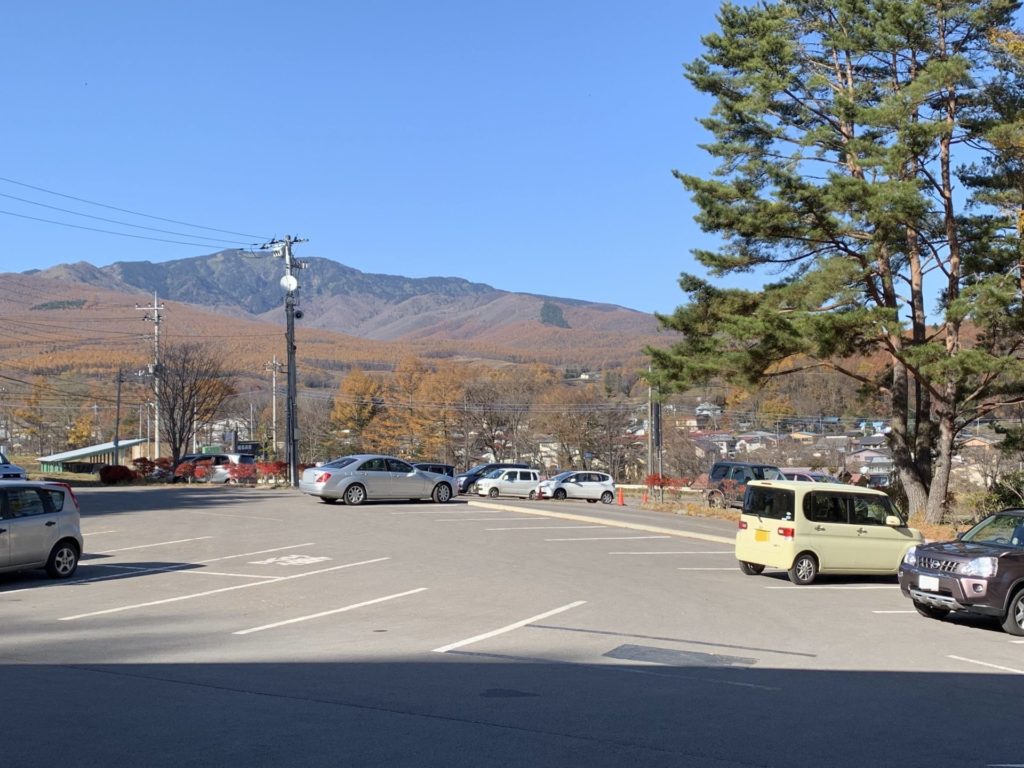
[467,500,735,545]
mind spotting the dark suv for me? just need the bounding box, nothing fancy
[899,508,1024,635]
[706,460,785,508]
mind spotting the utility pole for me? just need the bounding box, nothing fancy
[260,235,308,486]
[113,369,123,465]
[137,292,164,459]
[265,356,282,459]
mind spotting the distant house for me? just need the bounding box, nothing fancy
[39,439,147,473]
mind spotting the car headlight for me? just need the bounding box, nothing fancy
[961,557,998,578]
[903,547,917,566]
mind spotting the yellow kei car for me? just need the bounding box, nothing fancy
[735,480,922,585]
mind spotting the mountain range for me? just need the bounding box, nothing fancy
[6,251,673,375]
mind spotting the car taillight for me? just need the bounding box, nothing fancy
[738,520,748,529]
[315,472,331,483]
[777,527,795,539]
[53,481,79,509]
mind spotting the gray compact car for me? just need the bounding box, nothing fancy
[299,454,455,505]
[0,479,83,579]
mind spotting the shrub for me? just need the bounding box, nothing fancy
[99,464,135,485]
[228,462,257,484]
[132,457,156,477]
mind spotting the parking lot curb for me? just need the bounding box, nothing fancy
[466,500,735,545]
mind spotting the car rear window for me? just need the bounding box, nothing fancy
[322,457,358,469]
[743,486,795,520]
[39,488,65,512]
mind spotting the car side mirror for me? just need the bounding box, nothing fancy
[884,515,902,527]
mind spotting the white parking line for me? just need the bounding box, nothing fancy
[764,585,898,590]
[96,536,213,553]
[391,509,489,515]
[0,544,318,596]
[96,564,276,580]
[544,536,671,542]
[872,610,916,614]
[83,530,119,536]
[487,525,605,531]
[189,510,284,521]
[433,600,587,653]
[436,517,541,522]
[58,557,390,621]
[677,567,737,571]
[948,655,1024,675]
[234,588,428,635]
[609,551,734,555]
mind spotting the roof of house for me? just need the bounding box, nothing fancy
[39,439,147,463]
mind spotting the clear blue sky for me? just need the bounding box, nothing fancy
[2,1,724,315]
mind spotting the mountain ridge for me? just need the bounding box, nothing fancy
[26,250,663,345]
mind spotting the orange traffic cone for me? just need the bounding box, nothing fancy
[617,487,625,505]
[641,491,648,504]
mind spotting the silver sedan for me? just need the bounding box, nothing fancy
[299,454,455,505]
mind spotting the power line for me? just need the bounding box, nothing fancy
[0,175,269,240]
[0,191,252,246]
[0,208,248,248]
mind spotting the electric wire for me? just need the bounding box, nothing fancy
[0,208,249,248]
[0,191,252,246]
[0,175,269,240]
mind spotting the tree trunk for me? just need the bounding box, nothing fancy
[924,408,957,525]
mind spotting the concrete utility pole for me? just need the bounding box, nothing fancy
[264,356,282,459]
[137,292,164,459]
[260,236,308,486]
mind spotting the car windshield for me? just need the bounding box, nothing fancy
[551,471,574,481]
[464,464,493,476]
[484,468,504,479]
[961,513,1024,548]
[0,451,10,464]
[322,457,358,470]
[754,467,785,480]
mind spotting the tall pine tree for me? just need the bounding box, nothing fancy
[651,0,1024,522]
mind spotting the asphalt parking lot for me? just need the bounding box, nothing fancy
[3,486,1024,767]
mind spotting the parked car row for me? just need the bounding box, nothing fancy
[470,468,617,504]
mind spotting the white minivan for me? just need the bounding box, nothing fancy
[476,468,541,499]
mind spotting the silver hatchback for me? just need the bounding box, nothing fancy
[0,480,83,579]
[299,454,455,505]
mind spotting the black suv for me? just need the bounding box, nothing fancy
[455,462,529,494]
[413,462,455,477]
[899,508,1024,635]
[706,460,785,508]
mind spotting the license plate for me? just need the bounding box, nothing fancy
[755,529,769,542]
[918,575,940,591]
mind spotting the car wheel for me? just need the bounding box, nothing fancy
[913,601,950,621]
[600,491,614,504]
[738,561,765,575]
[46,540,80,579]
[432,483,452,504]
[528,490,536,500]
[488,487,499,498]
[344,484,366,506]
[1001,589,1024,636]
[707,491,727,509]
[320,497,338,504]
[788,553,818,585]
[553,488,567,500]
